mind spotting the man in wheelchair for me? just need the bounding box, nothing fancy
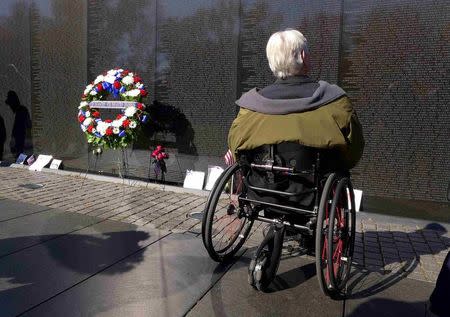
[202,29,364,296]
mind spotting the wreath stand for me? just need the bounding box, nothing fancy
[82,101,135,185]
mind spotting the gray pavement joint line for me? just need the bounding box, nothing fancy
[48,183,125,210]
[143,197,205,228]
[78,189,149,215]
[0,206,53,224]
[150,201,204,228]
[91,191,173,219]
[119,193,179,223]
[16,231,173,317]
[0,176,72,192]
[101,190,174,218]
[183,247,251,317]
[0,216,115,261]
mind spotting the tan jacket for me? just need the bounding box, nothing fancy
[228,96,364,169]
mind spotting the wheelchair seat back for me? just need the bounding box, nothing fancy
[238,142,340,211]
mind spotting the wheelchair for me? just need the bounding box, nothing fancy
[201,142,356,297]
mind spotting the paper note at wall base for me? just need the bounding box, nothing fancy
[29,155,53,172]
[50,159,62,170]
[183,170,205,190]
[205,166,224,191]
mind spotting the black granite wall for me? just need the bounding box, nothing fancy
[0,0,448,202]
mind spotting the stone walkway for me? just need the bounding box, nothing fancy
[0,166,448,284]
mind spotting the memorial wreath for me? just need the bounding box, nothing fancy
[78,68,149,149]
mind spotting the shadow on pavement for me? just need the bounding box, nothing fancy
[348,224,448,299]
[0,230,150,301]
[346,298,430,317]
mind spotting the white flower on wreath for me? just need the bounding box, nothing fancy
[104,74,116,84]
[126,89,140,97]
[113,127,120,134]
[124,106,137,117]
[84,84,93,95]
[79,101,88,109]
[90,90,97,96]
[112,120,122,128]
[129,121,137,129]
[136,83,144,89]
[122,75,134,85]
[85,111,91,117]
[107,69,117,76]
[81,125,87,132]
[94,75,104,85]
[96,121,109,136]
[83,117,93,126]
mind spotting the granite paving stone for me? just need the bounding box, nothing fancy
[0,167,449,284]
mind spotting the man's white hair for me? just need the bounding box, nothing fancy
[266,29,309,79]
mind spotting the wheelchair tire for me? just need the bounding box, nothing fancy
[202,163,254,262]
[327,177,356,293]
[248,225,285,292]
[315,173,338,297]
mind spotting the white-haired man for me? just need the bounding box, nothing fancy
[228,29,364,169]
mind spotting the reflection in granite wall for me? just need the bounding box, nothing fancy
[238,0,342,95]
[155,0,239,155]
[30,0,87,158]
[0,0,31,160]
[340,0,450,202]
[153,0,240,181]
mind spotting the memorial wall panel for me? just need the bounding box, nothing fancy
[1,0,448,204]
[340,0,450,202]
[84,0,156,178]
[30,0,87,160]
[154,0,240,181]
[0,0,31,161]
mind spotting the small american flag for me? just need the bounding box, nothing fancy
[224,149,236,166]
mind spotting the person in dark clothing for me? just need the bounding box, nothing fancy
[429,248,450,316]
[0,114,6,160]
[4,90,31,157]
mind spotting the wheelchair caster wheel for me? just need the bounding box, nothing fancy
[248,250,270,291]
[248,225,285,292]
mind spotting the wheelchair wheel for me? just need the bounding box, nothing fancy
[248,225,285,292]
[315,173,356,298]
[202,163,254,262]
[327,176,356,292]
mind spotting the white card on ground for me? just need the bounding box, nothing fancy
[50,159,62,170]
[183,170,205,190]
[29,155,53,172]
[354,189,363,212]
[205,166,224,191]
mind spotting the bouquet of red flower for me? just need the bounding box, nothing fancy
[151,145,168,177]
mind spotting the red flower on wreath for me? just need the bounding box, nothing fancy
[87,125,94,133]
[78,115,85,123]
[137,103,145,110]
[105,127,113,136]
[96,83,103,91]
[140,89,148,97]
[122,119,130,128]
[92,111,100,118]
[105,119,112,123]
